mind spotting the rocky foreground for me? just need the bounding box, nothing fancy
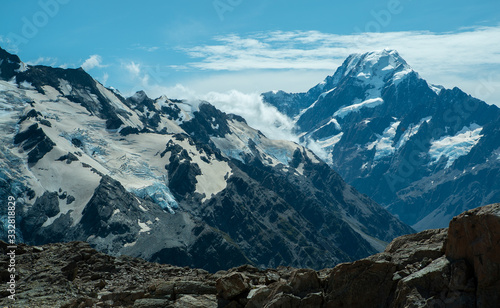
[1,203,499,308]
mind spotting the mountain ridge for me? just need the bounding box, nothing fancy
[0,46,413,272]
[263,49,500,230]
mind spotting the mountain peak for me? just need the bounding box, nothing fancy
[0,46,25,80]
[341,49,414,83]
[130,90,150,102]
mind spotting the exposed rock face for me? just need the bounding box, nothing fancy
[1,203,499,307]
[446,203,500,307]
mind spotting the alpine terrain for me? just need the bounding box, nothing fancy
[263,49,500,230]
[0,47,413,272]
[3,202,500,307]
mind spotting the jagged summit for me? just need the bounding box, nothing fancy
[262,50,421,120]
[340,49,414,83]
[311,49,413,89]
[130,90,149,101]
[0,46,26,80]
[263,49,500,232]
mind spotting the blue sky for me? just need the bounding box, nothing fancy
[1,0,500,109]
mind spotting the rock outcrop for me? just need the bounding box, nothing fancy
[446,203,500,307]
[1,203,499,307]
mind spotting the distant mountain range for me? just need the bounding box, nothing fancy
[263,49,500,230]
[0,47,413,272]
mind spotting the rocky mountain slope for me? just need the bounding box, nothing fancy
[2,203,498,307]
[0,47,413,272]
[263,49,500,230]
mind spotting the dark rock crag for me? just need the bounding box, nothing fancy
[1,203,499,307]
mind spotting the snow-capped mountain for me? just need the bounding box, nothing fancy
[263,49,500,230]
[0,47,413,271]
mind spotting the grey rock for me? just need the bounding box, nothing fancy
[216,272,250,300]
[133,298,172,308]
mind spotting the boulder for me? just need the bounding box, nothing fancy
[216,272,250,300]
[325,259,396,307]
[445,203,500,307]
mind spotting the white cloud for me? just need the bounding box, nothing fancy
[124,61,141,77]
[99,73,109,86]
[184,70,332,94]
[0,36,19,54]
[118,60,297,142]
[25,57,58,66]
[81,54,104,71]
[181,26,500,106]
[139,46,160,52]
[120,60,197,100]
[183,27,500,73]
[201,90,298,142]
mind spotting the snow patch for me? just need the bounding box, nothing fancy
[124,241,137,248]
[392,66,413,85]
[175,99,203,124]
[334,98,384,119]
[296,162,305,175]
[58,79,73,95]
[319,87,336,99]
[19,81,35,90]
[138,219,151,233]
[313,117,342,133]
[174,138,232,202]
[428,83,443,95]
[318,132,344,149]
[95,82,144,128]
[305,149,320,164]
[368,121,401,160]
[15,61,28,73]
[429,124,483,168]
[395,116,431,150]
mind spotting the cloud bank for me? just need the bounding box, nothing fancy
[181,26,500,105]
[183,26,500,73]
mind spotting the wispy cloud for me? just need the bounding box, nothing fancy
[99,72,109,86]
[201,90,299,142]
[180,25,500,105]
[25,57,58,66]
[183,26,500,72]
[81,55,105,71]
[124,61,141,77]
[128,44,161,53]
[138,46,160,52]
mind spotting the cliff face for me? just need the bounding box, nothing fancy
[1,203,499,308]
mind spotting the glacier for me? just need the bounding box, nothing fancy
[429,124,483,168]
